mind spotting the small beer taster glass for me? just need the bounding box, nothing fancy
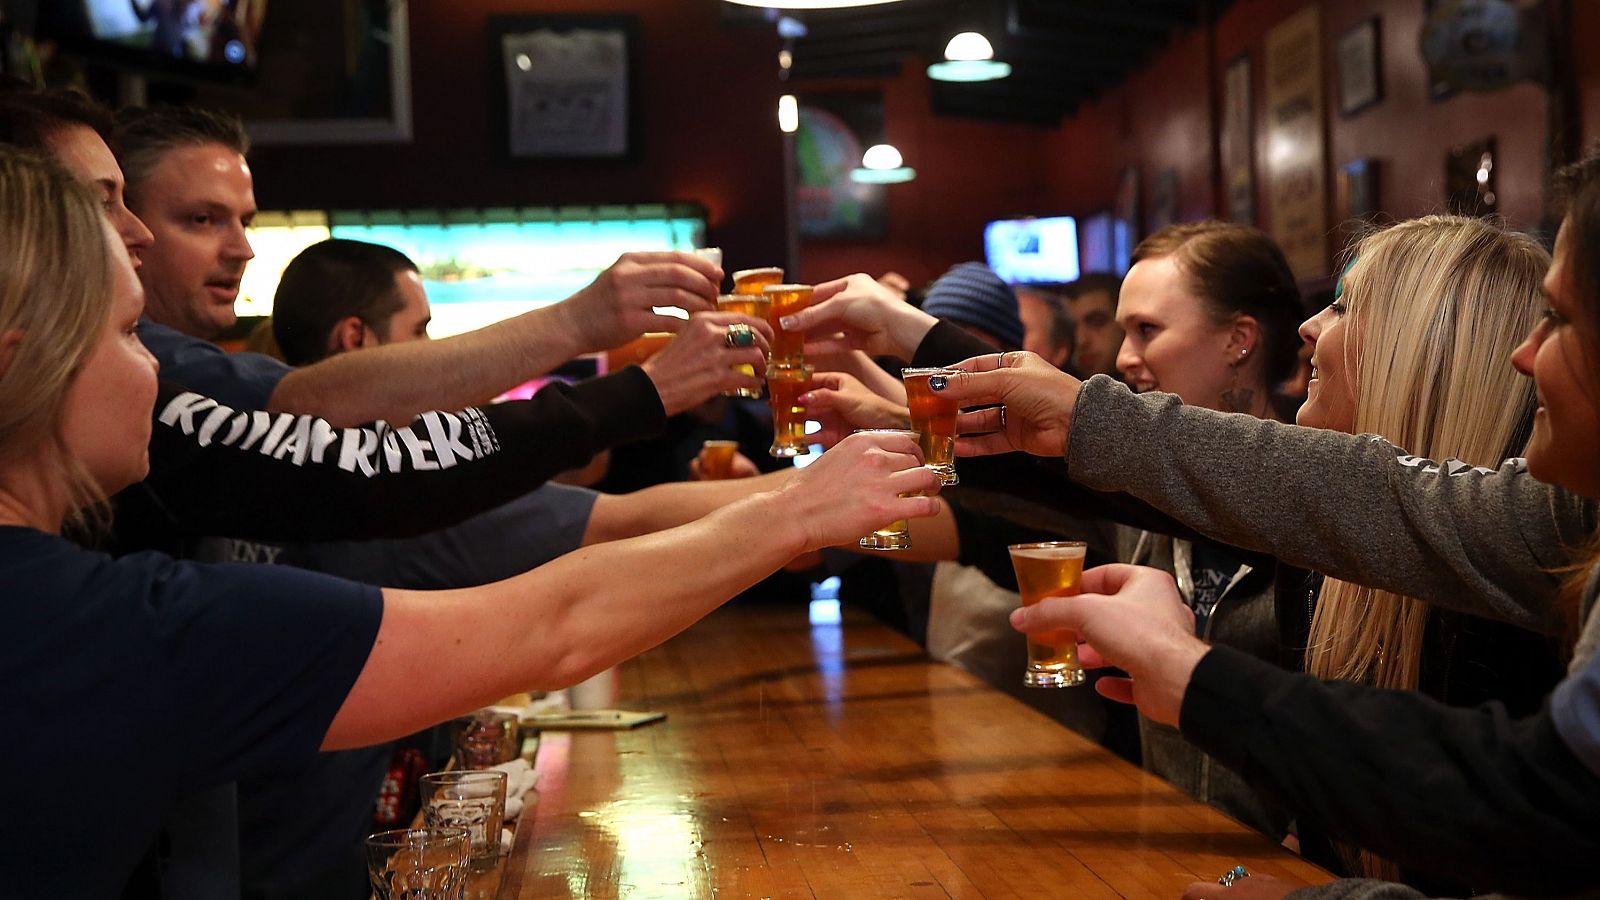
[901,367,961,485]
[1007,541,1089,687]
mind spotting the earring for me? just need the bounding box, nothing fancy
[1221,350,1256,414]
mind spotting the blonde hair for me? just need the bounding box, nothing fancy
[0,146,118,525]
[1303,216,1548,878]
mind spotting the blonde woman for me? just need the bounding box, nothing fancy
[0,148,940,895]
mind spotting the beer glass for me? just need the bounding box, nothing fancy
[692,246,723,270]
[365,827,470,899]
[716,293,771,398]
[700,440,740,479]
[762,283,813,369]
[854,428,918,551]
[1007,542,1088,687]
[732,266,784,295]
[767,364,813,458]
[420,770,507,872]
[902,367,961,485]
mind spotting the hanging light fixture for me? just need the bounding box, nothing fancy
[724,0,905,9]
[851,143,915,184]
[927,31,1011,82]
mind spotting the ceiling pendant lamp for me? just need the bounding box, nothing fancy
[851,143,915,184]
[927,31,1011,82]
[723,0,905,9]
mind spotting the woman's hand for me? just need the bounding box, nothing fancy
[777,430,942,552]
[1009,563,1206,726]
[929,350,1081,458]
[801,371,912,447]
[779,273,939,359]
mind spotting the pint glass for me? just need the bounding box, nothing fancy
[1007,541,1088,687]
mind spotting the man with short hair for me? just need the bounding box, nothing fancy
[1016,284,1074,371]
[114,104,745,425]
[270,239,433,365]
[1063,272,1124,379]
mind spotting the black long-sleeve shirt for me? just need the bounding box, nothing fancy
[113,368,665,554]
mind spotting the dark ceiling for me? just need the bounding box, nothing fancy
[774,0,1235,125]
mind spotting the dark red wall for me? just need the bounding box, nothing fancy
[245,1,788,276]
[238,0,1596,289]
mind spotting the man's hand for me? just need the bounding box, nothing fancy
[640,312,771,416]
[558,251,722,352]
[1009,563,1206,726]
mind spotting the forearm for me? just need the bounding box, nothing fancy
[328,491,809,745]
[269,305,581,426]
[583,471,794,544]
[140,371,663,543]
[1183,647,1600,894]
[1069,377,1591,632]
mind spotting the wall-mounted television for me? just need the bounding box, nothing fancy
[983,215,1080,285]
[41,0,268,84]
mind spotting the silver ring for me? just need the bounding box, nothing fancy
[999,406,1008,429]
[1218,866,1250,887]
[725,322,755,349]
[996,351,1008,368]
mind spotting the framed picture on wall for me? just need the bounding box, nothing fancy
[794,92,888,240]
[1336,17,1383,115]
[1221,54,1255,224]
[488,14,640,160]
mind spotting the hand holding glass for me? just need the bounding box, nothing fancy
[1008,542,1088,687]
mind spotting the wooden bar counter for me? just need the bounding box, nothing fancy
[497,606,1330,898]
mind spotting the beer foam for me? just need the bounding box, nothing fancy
[1008,544,1087,560]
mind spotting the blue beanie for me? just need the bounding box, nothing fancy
[921,262,1024,350]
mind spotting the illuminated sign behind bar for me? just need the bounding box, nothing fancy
[241,204,707,338]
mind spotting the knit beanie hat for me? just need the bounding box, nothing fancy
[921,262,1024,349]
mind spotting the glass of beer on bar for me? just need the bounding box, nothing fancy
[715,293,770,398]
[732,266,784,295]
[763,283,813,369]
[767,364,813,458]
[902,367,961,485]
[1007,541,1088,687]
[854,428,919,551]
[700,439,740,479]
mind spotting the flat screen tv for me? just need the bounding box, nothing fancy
[983,215,1080,285]
[40,0,268,84]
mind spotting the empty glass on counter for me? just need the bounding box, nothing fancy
[419,770,508,872]
[365,827,470,899]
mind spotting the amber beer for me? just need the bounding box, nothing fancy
[762,284,813,369]
[854,428,918,551]
[1007,541,1088,687]
[732,267,784,296]
[901,367,961,485]
[715,293,770,398]
[767,364,813,458]
[700,440,740,479]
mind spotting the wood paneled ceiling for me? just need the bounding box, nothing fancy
[776,0,1234,125]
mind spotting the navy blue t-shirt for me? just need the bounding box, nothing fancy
[138,318,290,411]
[0,527,382,896]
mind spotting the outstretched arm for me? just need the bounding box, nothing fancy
[324,431,945,747]
[269,252,726,426]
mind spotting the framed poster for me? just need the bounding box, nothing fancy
[1337,17,1383,115]
[794,93,888,240]
[1264,6,1330,277]
[489,14,638,160]
[1221,54,1255,224]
